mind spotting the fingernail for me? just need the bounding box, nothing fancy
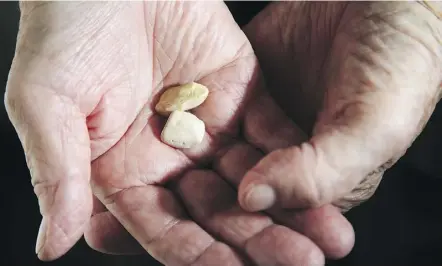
[243,184,276,211]
[35,218,47,255]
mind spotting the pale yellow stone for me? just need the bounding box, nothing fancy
[160,110,205,149]
[155,82,209,116]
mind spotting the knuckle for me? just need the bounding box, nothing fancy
[33,179,60,214]
[297,180,326,208]
[283,145,328,208]
[186,241,217,266]
[4,82,22,120]
[293,185,325,208]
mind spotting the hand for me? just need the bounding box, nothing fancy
[237,1,442,212]
[5,2,354,265]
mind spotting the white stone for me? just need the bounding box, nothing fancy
[160,110,205,149]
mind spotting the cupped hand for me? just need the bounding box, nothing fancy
[238,1,442,213]
[5,2,354,265]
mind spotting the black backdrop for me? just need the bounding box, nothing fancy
[2,2,442,265]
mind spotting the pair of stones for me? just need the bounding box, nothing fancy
[155,82,209,149]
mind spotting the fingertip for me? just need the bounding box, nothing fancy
[245,225,326,266]
[299,205,355,259]
[36,181,93,261]
[238,182,276,212]
[36,216,87,261]
[35,218,47,259]
[84,211,144,255]
[326,218,355,259]
[239,147,319,211]
[304,243,326,266]
[245,143,341,210]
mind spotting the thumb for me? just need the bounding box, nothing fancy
[238,4,442,211]
[5,75,92,260]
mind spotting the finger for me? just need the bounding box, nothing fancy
[94,185,244,266]
[238,3,442,211]
[214,143,354,259]
[5,85,92,261]
[239,90,306,211]
[85,211,145,255]
[246,225,324,266]
[231,90,354,258]
[84,197,144,255]
[243,90,307,153]
[177,170,324,266]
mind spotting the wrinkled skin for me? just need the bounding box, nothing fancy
[237,1,442,213]
[5,2,354,266]
[5,1,441,266]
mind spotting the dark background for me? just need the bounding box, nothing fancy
[2,2,442,265]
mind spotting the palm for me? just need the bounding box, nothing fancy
[81,1,265,263]
[83,2,355,265]
[89,1,255,201]
[88,2,353,265]
[7,2,354,264]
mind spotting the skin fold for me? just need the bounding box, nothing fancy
[238,1,442,213]
[4,1,441,266]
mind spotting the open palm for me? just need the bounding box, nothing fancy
[6,2,353,265]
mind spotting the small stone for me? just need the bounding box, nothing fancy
[160,110,205,149]
[155,82,209,116]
